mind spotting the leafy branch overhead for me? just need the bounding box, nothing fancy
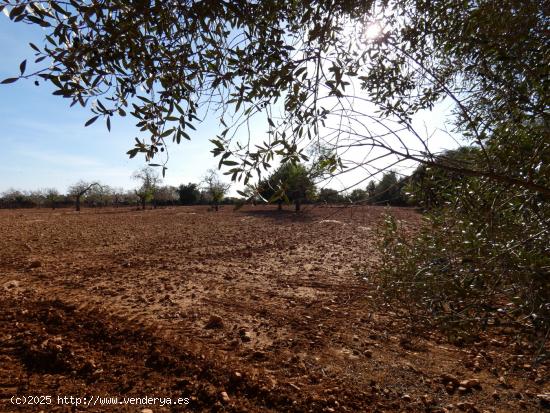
[0,0,548,197]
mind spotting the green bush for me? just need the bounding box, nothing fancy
[375,177,549,352]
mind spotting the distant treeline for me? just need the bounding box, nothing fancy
[1,168,415,210]
[0,185,243,209]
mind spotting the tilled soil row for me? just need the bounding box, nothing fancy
[0,293,384,412]
[0,206,547,413]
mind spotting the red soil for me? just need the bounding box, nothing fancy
[0,205,546,412]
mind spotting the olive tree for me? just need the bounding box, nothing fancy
[133,166,161,210]
[85,184,113,207]
[202,169,230,211]
[155,185,179,206]
[177,183,200,205]
[378,147,550,342]
[67,181,100,212]
[45,188,60,209]
[318,188,343,204]
[258,163,316,212]
[110,187,126,208]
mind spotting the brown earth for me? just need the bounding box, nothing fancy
[0,205,547,412]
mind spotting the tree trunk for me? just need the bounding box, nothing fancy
[75,196,81,212]
[141,197,146,210]
[277,200,283,211]
[295,199,301,212]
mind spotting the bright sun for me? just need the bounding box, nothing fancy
[363,21,383,41]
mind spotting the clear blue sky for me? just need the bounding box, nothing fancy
[0,14,459,195]
[0,14,233,194]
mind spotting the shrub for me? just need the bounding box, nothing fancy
[374,175,549,353]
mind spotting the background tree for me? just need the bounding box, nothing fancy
[0,189,30,208]
[67,181,101,212]
[133,167,161,210]
[155,185,179,206]
[259,163,316,212]
[85,184,112,207]
[110,187,126,208]
[256,178,280,210]
[177,183,200,205]
[318,188,343,204]
[349,188,367,204]
[405,148,481,210]
[369,171,408,206]
[366,181,376,201]
[45,188,59,209]
[124,190,140,208]
[27,190,46,207]
[202,169,230,211]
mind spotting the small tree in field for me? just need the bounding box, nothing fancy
[68,181,101,212]
[155,185,179,206]
[259,163,316,212]
[369,171,408,206]
[45,188,59,209]
[124,190,140,207]
[85,184,113,207]
[349,188,367,203]
[177,183,200,205]
[202,169,230,211]
[366,181,376,201]
[28,190,45,207]
[318,188,343,204]
[111,187,125,208]
[133,166,161,210]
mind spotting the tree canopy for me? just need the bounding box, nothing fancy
[133,166,161,209]
[368,171,407,206]
[202,169,231,210]
[67,180,101,211]
[318,187,344,204]
[258,162,316,211]
[1,0,547,197]
[177,183,200,205]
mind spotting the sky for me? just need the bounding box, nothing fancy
[0,14,233,194]
[0,13,460,196]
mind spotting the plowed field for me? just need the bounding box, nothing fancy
[0,206,547,412]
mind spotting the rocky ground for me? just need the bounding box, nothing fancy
[0,205,547,412]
